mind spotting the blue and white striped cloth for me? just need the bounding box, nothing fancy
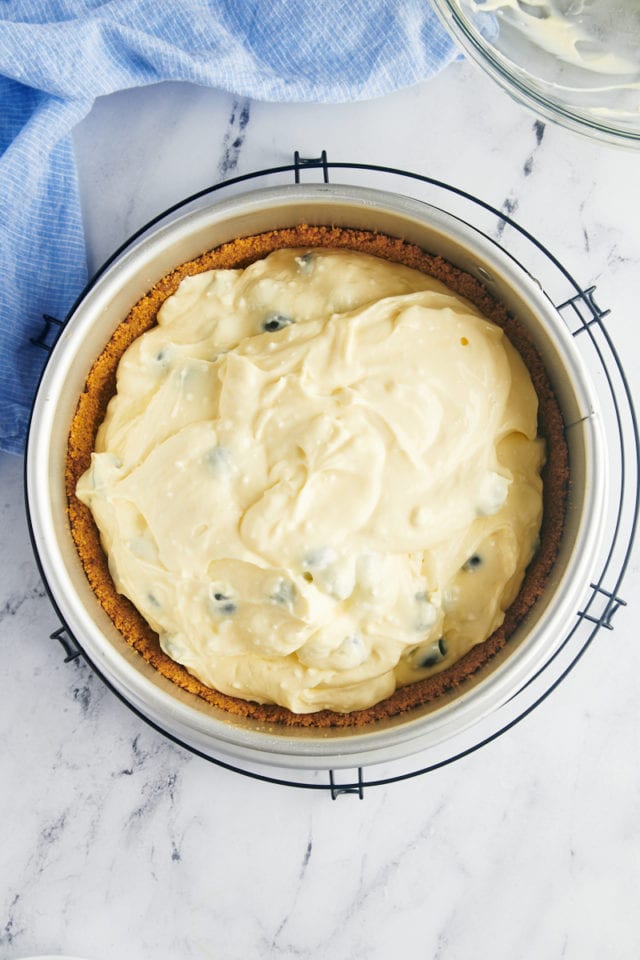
[0,1,457,454]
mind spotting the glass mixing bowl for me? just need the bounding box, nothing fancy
[430,0,640,146]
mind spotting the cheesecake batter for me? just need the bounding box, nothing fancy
[471,0,640,77]
[77,247,544,714]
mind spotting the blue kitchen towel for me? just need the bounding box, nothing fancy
[0,1,457,455]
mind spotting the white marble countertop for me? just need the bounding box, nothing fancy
[2,56,640,960]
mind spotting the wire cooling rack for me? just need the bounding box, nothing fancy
[31,152,639,798]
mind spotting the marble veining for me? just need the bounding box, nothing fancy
[217,98,252,181]
[522,119,545,177]
[0,582,47,624]
[2,57,640,960]
[494,117,550,241]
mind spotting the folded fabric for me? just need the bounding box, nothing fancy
[0,0,457,455]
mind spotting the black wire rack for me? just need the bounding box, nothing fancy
[30,152,639,799]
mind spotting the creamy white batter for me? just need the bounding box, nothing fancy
[77,248,544,714]
[471,0,640,77]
